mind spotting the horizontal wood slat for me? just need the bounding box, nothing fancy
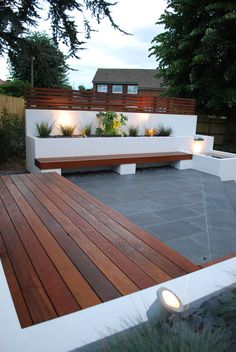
[35,152,193,170]
[25,88,196,114]
[0,173,199,327]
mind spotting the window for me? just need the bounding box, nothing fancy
[112,85,123,94]
[127,85,138,94]
[97,84,108,93]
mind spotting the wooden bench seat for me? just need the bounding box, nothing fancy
[35,151,193,170]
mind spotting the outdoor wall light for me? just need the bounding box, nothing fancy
[157,287,184,313]
[193,137,204,154]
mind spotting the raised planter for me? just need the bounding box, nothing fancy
[26,135,196,174]
[192,150,236,181]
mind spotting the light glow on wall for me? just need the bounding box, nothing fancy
[193,139,204,154]
[57,112,76,128]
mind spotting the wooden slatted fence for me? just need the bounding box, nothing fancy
[25,88,196,115]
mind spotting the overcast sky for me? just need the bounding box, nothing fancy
[0,0,167,88]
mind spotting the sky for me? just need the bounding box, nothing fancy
[0,0,167,88]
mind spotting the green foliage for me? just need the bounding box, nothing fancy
[0,79,31,97]
[78,85,86,91]
[156,124,173,136]
[81,123,92,137]
[9,32,69,88]
[95,111,128,137]
[36,121,54,137]
[102,288,236,352]
[128,125,139,137]
[0,108,25,162]
[0,1,127,58]
[58,124,76,137]
[149,0,236,117]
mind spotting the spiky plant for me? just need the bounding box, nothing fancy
[58,124,76,137]
[156,124,173,136]
[128,125,139,137]
[36,121,54,137]
[81,123,92,137]
[144,127,157,136]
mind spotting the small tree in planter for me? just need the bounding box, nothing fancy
[95,111,128,137]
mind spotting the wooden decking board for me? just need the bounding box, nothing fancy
[0,173,199,327]
[22,174,139,296]
[0,186,57,324]
[10,175,119,303]
[32,173,171,284]
[53,173,198,273]
[45,173,186,277]
[2,176,81,316]
[4,176,101,310]
[0,232,32,328]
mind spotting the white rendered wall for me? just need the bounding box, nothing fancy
[26,135,197,173]
[1,258,236,352]
[25,109,197,137]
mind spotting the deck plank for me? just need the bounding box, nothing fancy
[2,176,101,310]
[10,175,122,302]
[0,232,32,328]
[0,182,57,324]
[21,174,139,295]
[0,173,199,328]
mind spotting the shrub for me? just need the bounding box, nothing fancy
[36,121,54,137]
[95,111,128,137]
[58,124,76,137]
[156,124,173,136]
[81,123,92,137]
[0,108,25,162]
[0,79,31,97]
[128,125,139,137]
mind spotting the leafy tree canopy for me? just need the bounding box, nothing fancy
[0,79,31,96]
[150,0,236,116]
[8,32,71,88]
[0,0,126,58]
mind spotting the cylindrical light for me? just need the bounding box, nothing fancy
[157,287,184,313]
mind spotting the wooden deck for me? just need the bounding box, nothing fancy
[0,173,198,328]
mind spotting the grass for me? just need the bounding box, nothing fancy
[128,125,139,137]
[58,124,76,137]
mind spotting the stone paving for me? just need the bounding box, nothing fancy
[66,167,236,265]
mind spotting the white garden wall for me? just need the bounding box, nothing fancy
[25,109,197,137]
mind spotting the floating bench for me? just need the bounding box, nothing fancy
[35,151,193,174]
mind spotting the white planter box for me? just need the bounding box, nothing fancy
[192,150,236,181]
[26,135,196,174]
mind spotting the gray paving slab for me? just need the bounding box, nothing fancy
[66,167,236,265]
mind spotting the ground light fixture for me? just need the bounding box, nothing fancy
[157,287,184,313]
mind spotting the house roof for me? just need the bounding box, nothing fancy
[92,69,163,90]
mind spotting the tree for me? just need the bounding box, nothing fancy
[0,79,31,97]
[150,1,236,117]
[8,32,70,88]
[0,0,126,58]
[78,85,86,91]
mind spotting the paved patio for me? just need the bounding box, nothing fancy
[67,166,236,265]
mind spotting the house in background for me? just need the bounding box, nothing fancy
[92,68,164,96]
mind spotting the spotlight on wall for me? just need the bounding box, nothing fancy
[157,287,183,313]
[193,137,204,154]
